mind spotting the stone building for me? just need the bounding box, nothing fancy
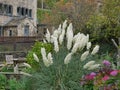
[0,0,37,36]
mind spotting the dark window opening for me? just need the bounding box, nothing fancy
[0,3,13,15]
[21,7,25,16]
[25,8,28,16]
[8,5,13,15]
[9,30,12,36]
[17,7,21,15]
[24,25,29,36]
[0,3,3,14]
[17,7,32,18]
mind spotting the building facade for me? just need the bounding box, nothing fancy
[0,0,37,36]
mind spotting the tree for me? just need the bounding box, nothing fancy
[102,0,120,60]
[86,0,120,60]
[52,0,96,31]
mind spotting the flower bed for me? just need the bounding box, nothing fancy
[80,60,120,90]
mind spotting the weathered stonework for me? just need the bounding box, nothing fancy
[0,0,37,36]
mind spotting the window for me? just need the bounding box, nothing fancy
[9,30,12,36]
[0,4,13,15]
[21,7,25,16]
[8,5,13,15]
[24,25,29,36]
[28,9,32,17]
[25,8,28,16]
[4,4,8,14]
[0,27,3,36]
[0,3,3,14]
[17,7,21,15]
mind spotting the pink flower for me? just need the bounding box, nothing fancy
[90,72,96,76]
[102,75,109,81]
[85,73,96,80]
[110,70,118,76]
[103,60,111,66]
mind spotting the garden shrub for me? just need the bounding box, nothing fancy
[26,41,53,71]
[0,74,7,90]
[19,20,101,90]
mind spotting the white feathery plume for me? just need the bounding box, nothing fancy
[62,20,67,29]
[47,52,53,65]
[43,39,47,43]
[59,29,65,45]
[41,48,53,67]
[72,33,85,51]
[91,45,100,55]
[80,51,89,61]
[23,63,32,68]
[41,48,47,58]
[59,20,67,45]
[75,33,84,43]
[53,36,59,52]
[43,57,51,67]
[71,42,79,53]
[78,38,85,50]
[83,61,95,69]
[66,23,73,50]
[53,29,59,39]
[33,53,39,62]
[87,42,91,50]
[45,29,51,42]
[73,32,80,43]
[41,48,51,67]
[42,54,50,67]
[64,53,73,64]
[78,35,89,50]
[20,71,32,76]
[57,24,62,36]
[88,64,100,70]
[44,60,50,67]
[51,35,55,43]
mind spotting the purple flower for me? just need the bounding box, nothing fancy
[85,72,96,80]
[102,60,111,66]
[110,70,118,76]
[90,72,96,76]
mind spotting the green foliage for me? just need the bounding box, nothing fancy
[86,14,108,41]
[0,75,7,90]
[20,45,102,90]
[7,77,26,90]
[0,75,28,90]
[1,65,14,72]
[37,0,60,9]
[85,0,120,43]
[37,9,52,23]
[26,41,53,71]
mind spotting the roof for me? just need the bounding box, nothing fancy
[4,17,26,27]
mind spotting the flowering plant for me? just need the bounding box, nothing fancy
[23,20,100,89]
[80,60,120,90]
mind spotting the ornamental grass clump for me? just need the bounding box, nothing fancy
[23,20,100,90]
[80,60,120,90]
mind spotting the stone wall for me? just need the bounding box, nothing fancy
[0,0,37,26]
